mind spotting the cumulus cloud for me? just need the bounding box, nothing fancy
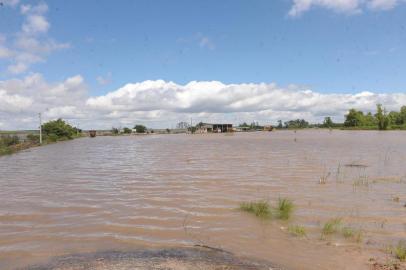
[0,74,88,129]
[1,76,405,130]
[288,0,406,16]
[0,2,69,74]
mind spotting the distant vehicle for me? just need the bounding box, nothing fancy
[89,130,96,137]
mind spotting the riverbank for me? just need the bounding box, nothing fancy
[0,134,84,157]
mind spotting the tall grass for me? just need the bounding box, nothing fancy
[394,241,406,262]
[276,198,294,220]
[239,201,272,219]
[341,227,363,243]
[239,197,294,220]
[322,218,342,236]
[288,225,307,237]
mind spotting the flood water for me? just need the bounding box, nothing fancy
[1,130,405,270]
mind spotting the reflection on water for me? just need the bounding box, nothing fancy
[0,130,405,270]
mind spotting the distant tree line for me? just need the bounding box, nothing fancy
[275,104,406,130]
[112,124,147,134]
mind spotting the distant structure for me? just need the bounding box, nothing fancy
[196,123,233,133]
[263,125,274,131]
[89,130,97,137]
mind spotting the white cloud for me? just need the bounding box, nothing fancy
[2,75,405,130]
[1,2,69,75]
[288,0,406,16]
[0,45,13,59]
[7,62,28,74]
[1,0,20,7]
[22,14,50,34]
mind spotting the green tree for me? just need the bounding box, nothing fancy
[388,111,402,125]
[323,117,333,128]
[277,120,283,129]
[344,109,364,127]
[400,106,406,124]
[375,104,389,130]
[134,125,147,133]
[123,127,132,134]
[42,119,77,140]
[284,119,309,129]
[111,127,119,134]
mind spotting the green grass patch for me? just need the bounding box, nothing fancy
[341,227,363,243]
[239,197,294,220]
[276,198,294,220]
[322,218,342,236]
[288,225,307,237]
[394,241,406,262]
[239,200,272,219]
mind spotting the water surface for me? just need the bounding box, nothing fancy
[1,131,405,269]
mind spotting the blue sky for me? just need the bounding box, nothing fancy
[1,0,405,94]
[0,0,406,129]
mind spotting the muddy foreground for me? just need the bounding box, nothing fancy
[20,247,281,270]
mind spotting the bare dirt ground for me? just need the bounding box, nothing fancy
[19,247,282,270]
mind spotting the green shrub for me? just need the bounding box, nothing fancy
[26,134,40,143]
[42,119,77,140]
[0,135,20,146]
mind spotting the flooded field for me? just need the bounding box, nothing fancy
[0,130,405,270]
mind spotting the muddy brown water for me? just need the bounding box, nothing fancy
[1,130,405,270]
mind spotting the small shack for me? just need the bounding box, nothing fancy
[197,123,233,133]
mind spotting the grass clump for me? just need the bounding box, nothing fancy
[288,225,307,237]
[276,198,294,220]
[322,218,342,236]
[239,197,294,220]
[393,241,406,261]
[239,201,272,219]
[341,227,363,243]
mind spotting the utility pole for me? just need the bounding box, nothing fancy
[39,113,42,144]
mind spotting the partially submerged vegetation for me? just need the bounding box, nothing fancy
[239,201,272,219]
[276,198,294,220]
[321,218,364,243]
[0,119,81,156]
[288,225,307,237]
[321,218,342,236]
[393,241,406,262]
[239,198,294,220]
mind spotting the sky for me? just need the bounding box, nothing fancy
[0,0,406,130]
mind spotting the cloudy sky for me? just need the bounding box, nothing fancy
[0,0,405,130]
